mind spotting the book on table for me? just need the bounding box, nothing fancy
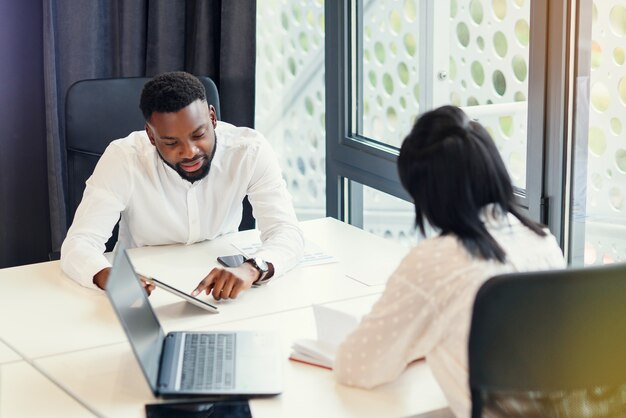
[289,304,364,370]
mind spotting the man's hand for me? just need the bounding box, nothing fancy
[192,263,259,301]
[92,267,155,295]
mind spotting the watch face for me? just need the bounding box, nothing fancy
[255,258,268,272]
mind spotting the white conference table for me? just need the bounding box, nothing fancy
[0,341,95,417]
[0,218,450,417]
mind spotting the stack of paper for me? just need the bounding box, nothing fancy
[289,304,363,369]
[231,240,338,267]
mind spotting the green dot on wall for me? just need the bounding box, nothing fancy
[389,10,402,35]
[404,0,417,22]
[515,20,529,46]
[512,55,527,82]
[614,47,625,65]
[470,0,484,24]
[457,22,470,48]
[493,0,507,20]
[383,74,394,95]
[404,33,417,56]
[611,118,622,135]
[589,127,607,156]
[499,116,514,138]
[375,42,386,64]
[398,62,410,85]
[609,5,626,37]
[615,149,626,173]
[494,32,508,58]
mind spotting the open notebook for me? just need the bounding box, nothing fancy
[289,304,364,369]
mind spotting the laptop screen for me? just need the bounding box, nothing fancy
[106,249,165,393]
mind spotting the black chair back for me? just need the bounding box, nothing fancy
[469,263,626,417]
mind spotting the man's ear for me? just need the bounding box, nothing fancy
[145,123,156,146]
[208,105,217,128]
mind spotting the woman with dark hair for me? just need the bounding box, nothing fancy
[333,106,565,417]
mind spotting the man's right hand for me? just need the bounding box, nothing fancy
[92,267,155,295]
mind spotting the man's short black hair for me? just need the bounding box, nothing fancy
[139,71,207,121]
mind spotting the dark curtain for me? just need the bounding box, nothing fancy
[43,0,256,251]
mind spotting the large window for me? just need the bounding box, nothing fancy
[570,2,626,265]
[326,0,549,235]
[357,0,531,189]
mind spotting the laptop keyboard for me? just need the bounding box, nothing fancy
[180,333,236,390]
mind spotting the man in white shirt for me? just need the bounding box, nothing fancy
[61,71,304,300]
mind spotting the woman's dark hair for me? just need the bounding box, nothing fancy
[397,105,546,262]
[139,71,206,121]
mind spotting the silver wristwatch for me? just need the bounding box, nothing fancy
[244,257,272,286]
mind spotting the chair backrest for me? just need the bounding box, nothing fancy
[468,263,626,417]
[65,76,250,253]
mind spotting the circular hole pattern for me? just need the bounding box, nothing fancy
[390,10,402,35]
[477,36,485,51]
[368,71,377,88]
[389,41,398,56]
[588,127,607,156]
[493,70,506,95]
[405,0,417,22]
[375,42,386,64]
[614,47,625,65]
[471,61,485,86]
[591,82,611,112]
[609,187,624,211]
[494,31,508,58]
[288,57,296,76]
[512,55,527,81]
[297,157,306,175]
[470,0,484,24]
[383,73,394,95]
[457,22,470,48]
[619,77,626,106]
[515,19,530,46]
[404,33,417,56]
[611,117,623,135]
[397,62,410,85]
[616,149,626,173]
[499,116,513,138]
[609,5,626,36]
[515,91,526,101]
[493,0,507,20]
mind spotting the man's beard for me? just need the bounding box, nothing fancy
[156,138,217,183]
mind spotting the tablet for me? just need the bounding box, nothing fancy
[147,277,219,313]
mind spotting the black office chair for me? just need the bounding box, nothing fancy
[59,76,253,259]
[468,264,626,417]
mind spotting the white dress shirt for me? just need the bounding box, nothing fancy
[333,206,566,418]
[61,121,304,288]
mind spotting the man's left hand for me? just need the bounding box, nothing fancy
[191,263,259,300]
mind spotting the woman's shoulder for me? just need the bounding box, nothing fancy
[394,235,473,288]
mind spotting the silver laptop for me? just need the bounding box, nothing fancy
[105,249,282,397]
